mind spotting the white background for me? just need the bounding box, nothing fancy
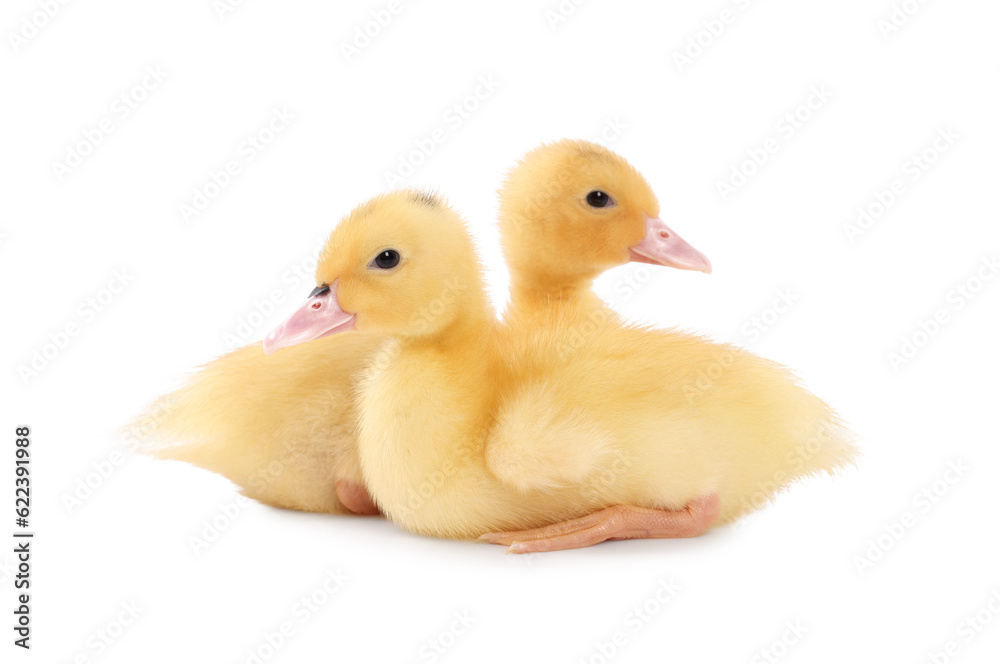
[3,0,1000,662]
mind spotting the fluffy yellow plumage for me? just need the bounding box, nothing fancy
[334,192,610,539]
[135,333,381,513]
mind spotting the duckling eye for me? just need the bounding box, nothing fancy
[586,190,614,208]
[371,249,400,270]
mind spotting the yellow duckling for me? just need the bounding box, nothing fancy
[480,139,858,550]
[266,189,855,553]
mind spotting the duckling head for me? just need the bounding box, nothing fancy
[264,190,484,354]
[499,139,711,292]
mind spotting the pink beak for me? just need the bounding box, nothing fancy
[263,282,356,355]
[628,215,712,274]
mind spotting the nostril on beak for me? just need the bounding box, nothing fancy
[311,302,322,310]
[660,231,669,239]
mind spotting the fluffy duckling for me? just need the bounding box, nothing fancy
[478,139,858,550]
[136,302,383,515]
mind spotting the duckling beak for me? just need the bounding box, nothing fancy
[628,215,712,274]
[263,281,356,355]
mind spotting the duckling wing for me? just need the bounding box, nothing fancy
[486,380,617,493]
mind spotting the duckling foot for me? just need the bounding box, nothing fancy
[478,493,720,554]
[335,480,380,516]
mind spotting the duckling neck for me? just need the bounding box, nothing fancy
[405,297,495,355]
[507,276,606,321]
[510,274,596,303]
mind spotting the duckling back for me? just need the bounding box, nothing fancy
[136,332,384,513]
[499,312,858,524]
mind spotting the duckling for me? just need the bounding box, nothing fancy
[478,140,857,550]
[264,191,626,541]
[266,190,855,553]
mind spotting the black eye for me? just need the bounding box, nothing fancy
[373,249,400,269]
[586,191,613,208]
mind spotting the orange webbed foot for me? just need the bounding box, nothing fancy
[479,493,720,554]
[335,480,380,516]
